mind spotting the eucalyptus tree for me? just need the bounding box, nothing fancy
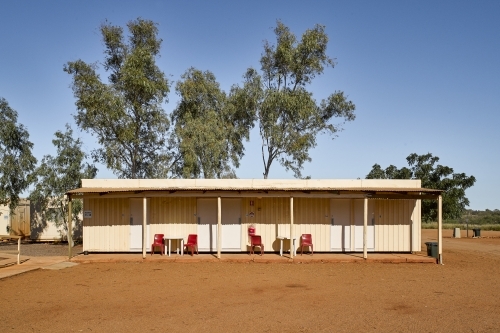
[64,18,174,179]
[366,153,476,221]
[172,68,254,178]
[29,125,97,238]
[0,98,37,211]
[234,21,356,178]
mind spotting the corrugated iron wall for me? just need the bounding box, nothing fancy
[240,197,331,252]
[374,199,416,252]
[241,197,289,252]
[83,196,421,253]
[83,198,130,251]
[293,198,330,252]
[149,197,197,237]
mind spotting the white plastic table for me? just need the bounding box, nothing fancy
[276,236,297,256]
[163,236,184,256]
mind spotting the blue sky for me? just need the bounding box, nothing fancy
[1,1,498,210]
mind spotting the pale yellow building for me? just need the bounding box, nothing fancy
[67,179,444,262]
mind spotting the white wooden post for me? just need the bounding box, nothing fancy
[68,195,72,260]
[217,197,221,259]
[438,195,443,264]
[350,199,355,252]
[363,197,368,259]
[142,197,147,259]
[17,236,20,265]
[290,197,294,259]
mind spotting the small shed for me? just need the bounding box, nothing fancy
[66,179,444,262]
[0,200,30,238]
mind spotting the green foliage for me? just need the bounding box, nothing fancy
[421,222,500,231]
[366,153,476,221]
[0,98,37,211]
[233,21,356,178]
[29,125,97,236]
[172,68,254,178]
[64,18,173,179]
[461,209,500,225]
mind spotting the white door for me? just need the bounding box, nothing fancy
[197,198,217,251]
[330,199,351,251]
[353,199,375,252]
[197,198,242,252]
[130,198,150,252]
[221,198,241,251]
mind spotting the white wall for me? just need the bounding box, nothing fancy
[0,204,9,234]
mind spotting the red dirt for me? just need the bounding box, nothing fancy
[1,229,499,332]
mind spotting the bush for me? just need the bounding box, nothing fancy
[421,222,500,231]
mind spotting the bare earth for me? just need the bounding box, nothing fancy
[1,229,499,333]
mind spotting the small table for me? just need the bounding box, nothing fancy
[277,236,297,256]
[163,236,184,256]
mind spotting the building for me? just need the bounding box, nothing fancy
[0,199,30,238]
[66,178,444,262]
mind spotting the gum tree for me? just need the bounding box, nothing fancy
[64,18,174,179]
[233,21,356,178]
[29,125,97,239]
[171,68,254,178]
[366,153,476,221]
[0,98,37,211]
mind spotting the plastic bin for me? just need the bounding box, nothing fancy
[473,228,481,237]
[425,242,438,258]
[453,227,461,238]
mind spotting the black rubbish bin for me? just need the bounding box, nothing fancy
[425,242,438,258]
[473,228,481,237]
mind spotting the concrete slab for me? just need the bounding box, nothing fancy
[42,262,79,270]
[0,254,68,280]
[70,252,436,264]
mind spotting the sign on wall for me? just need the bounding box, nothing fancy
[83,211,92,218]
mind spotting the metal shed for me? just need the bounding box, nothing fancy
[66,179,444,263]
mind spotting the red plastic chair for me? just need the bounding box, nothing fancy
[184,234,198,256]
[151,234,165,256]
[250,235,264,256]
[299,234,313,255]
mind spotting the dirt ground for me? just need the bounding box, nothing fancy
[1,229,499,333]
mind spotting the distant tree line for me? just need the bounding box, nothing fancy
[462,209,500,225]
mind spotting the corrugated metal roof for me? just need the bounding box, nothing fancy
[67,186,442,194]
